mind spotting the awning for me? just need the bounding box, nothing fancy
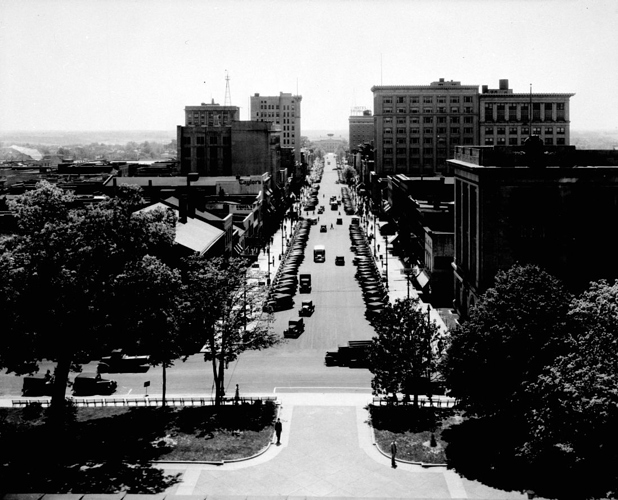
[233,243,244,255]
[383,201,392,212]
[416,270,430,289]
[387,235,399,245]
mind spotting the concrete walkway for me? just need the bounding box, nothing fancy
[157,393,529,499]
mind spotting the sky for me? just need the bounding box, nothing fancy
[1,0,617,134]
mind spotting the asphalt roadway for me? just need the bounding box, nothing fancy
[0,165,377,399]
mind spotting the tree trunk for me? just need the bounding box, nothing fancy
[211,356,221,406]
[162,363,167,407]
[49,354,71,428]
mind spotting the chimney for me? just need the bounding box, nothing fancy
[499,79,509,90]
[482,85,488,93]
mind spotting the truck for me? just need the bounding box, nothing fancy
[284,318,305,338]
[98,349,151,373]
[299,273,312,292]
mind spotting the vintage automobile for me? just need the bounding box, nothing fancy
[299,300,315,316]
[284,318,305,338]
[299,273,312,293]
[72,373,117,396]
[98,349,150,373]
[336,218,343,225]
[335,255,345,266]
[263,293,294,312]
[22,373,54,397]
[320,224,327,233]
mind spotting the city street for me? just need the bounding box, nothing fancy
[0,164,377,399]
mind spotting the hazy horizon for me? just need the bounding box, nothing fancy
[1,0,617,134]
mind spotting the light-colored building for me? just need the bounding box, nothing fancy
[479,79,574,148]
[250,92,302,164]
[313,133,347,154]
[372,79,480,177]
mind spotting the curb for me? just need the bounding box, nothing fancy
[370,421,447,469]
[153,402,282,466]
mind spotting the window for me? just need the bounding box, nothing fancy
[485,137,494,145]
[557,103,565,110]
[396,138,407,144]
[509,138,518,145]
[521,127,529,135]
[397,107,406,113]
[396,158,407,166]
[384,148,393,155]
[557,138,566,145]
[411,97,419,103]
[423,107,433,113]
[464,137,474,145]
[545,138,554,145]
[423,147,433,156]
[485,126,493,134]
[384,127,392,134]
[423,117,433,124]
[411,117,420,124]
[397,118,406,124]
[464,116,474,123]
[497,127,506,135]
[410,107,419,114]
[509,127,518,134]
[437,116,446,124]
[533,127,542,135]
[451,107,459,113]
[397,127,406,134]
[384,107,392,114]
[196,136,205,145]
[464,96,473,103]
[384,138,393,145]
[451,97,460,104]
[396,96,406,104]
[182,136,191,146]
[497,137,506,144]
[450,117,460,124]
[423,97,433,104]
[383,98,392,104]
[384,117,393,124]
[410,128,420,135]
[437,127,447,134]
[410,147,420,155]
[464,127,473,134]
[437,107,446,113]
[545,127,553,134]
[557,127,565,134]
[464,107,473,113]
[424,127,433,134]
[451,127,460,135]
[437,96,446,104]
[396,148,407,155]
[410,137,420,144]
[424,137,433,144]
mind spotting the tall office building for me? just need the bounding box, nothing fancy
[372,79,480,177]
[349,109,374,149]
[250,92,302,164]
[479,79,574,147]
[371,78,574,178]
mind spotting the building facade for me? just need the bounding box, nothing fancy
[349,110,374,150]
[372,79,480,177]
[313,134,347,154]
[449,144,618,319]
[250,92,302,164]
[479,79,574,148]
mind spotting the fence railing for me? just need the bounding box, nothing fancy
[372,396,457,408]
[12,396,277,408]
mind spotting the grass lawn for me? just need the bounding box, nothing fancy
[369,404,462,465]
[0,400,277,493]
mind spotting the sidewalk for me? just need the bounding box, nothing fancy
[153,392,528,499]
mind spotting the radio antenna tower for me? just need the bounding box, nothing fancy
[224,70,232,106]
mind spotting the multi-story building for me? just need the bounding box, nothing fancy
[250,92,302,164]
[177,102,280,178]
[371,78,575,179]
[479,79,574,148]
[312,134,347,154]
[349,110,374,150]
[372,79,480,177]
[449,143,618,319]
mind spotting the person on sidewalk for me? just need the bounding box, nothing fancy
[391,439,398,468]
[275,418,283,445]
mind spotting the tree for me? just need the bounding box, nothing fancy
[341,165,357,186]
[441,263,572,417]
[368,297,443,408]
[521,280,618,499]
[112,255,186,406]
[0,182,177,415]
[180,256,279,405]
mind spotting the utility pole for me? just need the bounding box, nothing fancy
[224,70,232,106]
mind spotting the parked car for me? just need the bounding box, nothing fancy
[336,218,343,225]
[320,225,327,233]
[72,373,117,396]
[299,273,312,293]
[98,349,150,373]
[335,256,345,266]
[21,373,54,397]
[299,300,315,316]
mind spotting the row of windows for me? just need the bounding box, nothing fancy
[483,102,565,111]
[383,107,474,114]
[182,136,231,146]
[383,96,475,105]
[484,126,566,135]
[485,137,566,145]
[385,116,475,126]
[383,127,475,141]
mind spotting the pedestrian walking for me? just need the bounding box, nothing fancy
[275,418,283,445]
[391,439,398,468]
[234,384,240,404]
